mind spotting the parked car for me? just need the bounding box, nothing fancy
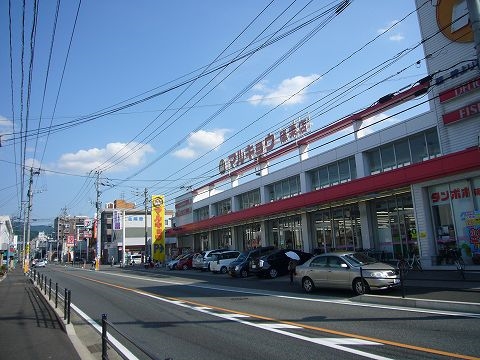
[228,246,275,278]
[176,253,195,270]
[294,252,400,295]
[196,248,229,271]
[129,254,142,265]
[250,249,313,279]
[192,252,206,270]
[35,259,46,268]
[210,251,240,274]
[166,254,184,270]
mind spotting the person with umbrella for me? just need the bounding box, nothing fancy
[286,251,300,284]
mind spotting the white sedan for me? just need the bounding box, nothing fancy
[35,259,46,268]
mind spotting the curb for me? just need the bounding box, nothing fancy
[354,294,480,314]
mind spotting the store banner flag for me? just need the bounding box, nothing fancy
[113,210,122,230]
[152,195,165,262]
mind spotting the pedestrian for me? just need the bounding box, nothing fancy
[91,258,96,270]
[288,258,297,284]
[111,256,114,267]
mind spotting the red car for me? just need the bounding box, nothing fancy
[176,253,195,270]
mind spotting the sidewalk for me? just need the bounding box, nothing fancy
[355,269,480,313]
[0,267,82,360]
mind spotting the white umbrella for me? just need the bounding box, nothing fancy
[285,251,300,261]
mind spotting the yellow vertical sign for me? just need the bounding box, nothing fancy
[151,195,165,262]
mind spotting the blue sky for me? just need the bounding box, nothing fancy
[0,0,429,225]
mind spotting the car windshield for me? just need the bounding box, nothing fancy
[236,253,247,261]
[343,252,377,266]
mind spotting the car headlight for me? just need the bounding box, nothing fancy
[369,271,390,278]
[259,260,264,267]
[235,265,240,271]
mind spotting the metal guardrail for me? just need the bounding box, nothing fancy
[29,269,72,323]
[101,313,172,360]
[29,268,173,360]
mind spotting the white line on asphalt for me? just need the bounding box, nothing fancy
[92,269,480,318]
[129,287,390,360]
[70,303,139,360]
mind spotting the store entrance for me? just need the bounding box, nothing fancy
[373,193,417,261]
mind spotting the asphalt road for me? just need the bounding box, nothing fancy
[37,265,480,360]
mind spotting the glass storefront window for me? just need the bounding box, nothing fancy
[430,180,476,261]
[311,205,361,253]
[368,149,382,174]
[269,176,300,201]
[309,157,356,190]
[236,223,261,250]
[318,167,329,188]
[394,140,411,167]
[409,133,428,164]
[373,193,417,260]
[426,129,441,158]
[328,164,339,185]
[338,159,350,183]
[366,129,440,174]
[212,228,232,249]
[380,144,396,170]
[267,216,303,250]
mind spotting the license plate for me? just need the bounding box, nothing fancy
[252,264,256,269]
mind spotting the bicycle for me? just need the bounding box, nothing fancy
[447,249,465,279]
[396,253,422,277]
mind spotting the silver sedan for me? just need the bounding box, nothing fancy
[293,252,400,295]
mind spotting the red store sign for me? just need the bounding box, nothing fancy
[439,76,480,103]
[442,100,480,125]
[219,117,311,174]
[431,187,480,204]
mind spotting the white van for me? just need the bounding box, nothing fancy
[129,254,142,265]
[210,251,240,274]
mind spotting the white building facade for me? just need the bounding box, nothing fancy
[168,1,480,268]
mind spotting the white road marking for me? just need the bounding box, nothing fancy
[89,268,480,319]
[71,303,139,360]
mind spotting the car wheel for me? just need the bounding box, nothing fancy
[302,277,315,293]
[220,266,227,274]
[352,278,370,295]
[240,269,248,278]
[268,268,278,279]
[182,264,188,270]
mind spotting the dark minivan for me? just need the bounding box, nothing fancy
[250,249,313,278]
[228,246,275,278]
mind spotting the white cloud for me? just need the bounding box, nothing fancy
[24,158,42,170]
[389,34,405,41]
[248,74,319,106]
[356,113,396,138]
[377,20,399,34]
[173,129,228,159]
[0,115,13,142]
[57,142,154,173]
[377,20,404,41]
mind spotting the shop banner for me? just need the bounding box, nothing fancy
[461,211,480,255]
[152,195,165,262]
[113,210,122,230]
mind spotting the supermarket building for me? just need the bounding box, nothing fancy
[167,1,480,267]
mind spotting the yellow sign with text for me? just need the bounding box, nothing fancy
[152,195,165,262]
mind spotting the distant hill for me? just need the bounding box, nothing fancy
[12,222,54,240]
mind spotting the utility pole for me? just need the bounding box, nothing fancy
[95,171,101,269]
[24,167,40,272]
[467,0,480,64]
[144,187,149,262]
